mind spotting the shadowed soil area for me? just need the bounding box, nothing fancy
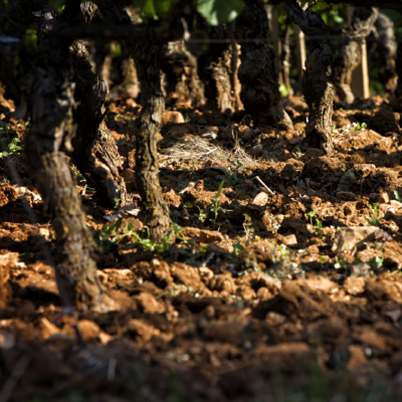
[1,94,402,401]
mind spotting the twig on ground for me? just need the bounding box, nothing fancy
[255,176,275,195]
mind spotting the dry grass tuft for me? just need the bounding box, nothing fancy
[160,135,259,168]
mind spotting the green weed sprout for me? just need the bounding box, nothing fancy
[366,203,380,227]
[393,189,402,203]
[243,214,255,246]
[94,218,173,253]
[210,180,225,229]
[307,211,324,239]
[368,256,384,269]
[0,135,22,159]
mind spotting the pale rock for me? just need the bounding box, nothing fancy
[181,227,224,243]
[253,192,269,206]
[39,317,60,339]
[304,276,338,293]
[390,200,402,208]
[344,277,366,295]
[331,227,379,254]
[170,263,203,290]
[135,292,165,314]
[77,319,101,339]
[378,192,389,204]
[128,319,160,341]
[161,111,185,125]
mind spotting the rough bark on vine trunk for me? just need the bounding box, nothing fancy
[332,7,378,104]
[284,0,336,155]
[282,20,294,97]
[70,41,128,208]
[375,13,397,93]
[235,0,293,129]
[0,5,104,307]
[97,0,173,241]
[161,40,204,108]
[196,17,235,113]
[395,38,402,112]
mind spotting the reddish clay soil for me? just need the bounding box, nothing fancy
[2,95,402,401]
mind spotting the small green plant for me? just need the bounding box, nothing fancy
[307,211,324,239]
[132,228,171,253]
[393,189,402,203]
[338,122,367,136]
[224,158,245,186]
[209,180,225,229]
[233,238,245,256]
[0,129,22,159]
[307,210,316,227]
[294,145,303,158]
[334,255,346,269]
[94,218,173,253]
[243,214,255,246]
[366,203,380,227]
[368,256,384,269]
[315,218,323,239]
[279,83,291,97]
[94,218,127,253]
[350,121,367,135]
[113,198,121,209]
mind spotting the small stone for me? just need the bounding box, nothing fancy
[344,277,366,295]
[265,311,287,325]
[257,287,272,301]
[288,136,301,145]
[378,192,389,204]
[282,234,297,246]
[39,228,50,238]
[170,263,203,290]
[135,292,165,314]
[150,259,173,286]
[343,205,354,216]
[331,227,379,254]
[390,200,402,208]
[77,320,101,340]
[126,98,139,108]
[128,319,160,341]
[253,192,269,206]
[199,266,214,281]
[39,317,60,339]
[181,227,224,243]
[208,273,237,294]
[161,111,185,125]
[347,344,368,370]
[349,263,371,278]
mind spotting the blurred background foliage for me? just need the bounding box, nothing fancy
[41,0,402,97]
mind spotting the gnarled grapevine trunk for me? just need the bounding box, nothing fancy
[161,40,204,108]
[395,39,402,111]
[65,3,128,208]
[375,13,398,92]
[70,40,128,208]
[332,7,378,104]
[236,0,293,129]
[97,1,173,241]
[284,0,336,155]
[196,17,235,113]
[0,5,104,308]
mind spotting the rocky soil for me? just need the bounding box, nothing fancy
[1,94,402,401]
